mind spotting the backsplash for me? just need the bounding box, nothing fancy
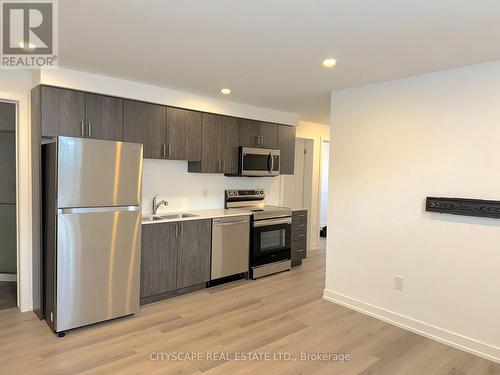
[142,159,281,215]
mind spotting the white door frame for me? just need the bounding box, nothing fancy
[318,138,330,232]
[0,91,32,312]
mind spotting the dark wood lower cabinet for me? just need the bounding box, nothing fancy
[177,220,211,289]
[141,219,212,304]
[140,222,178,300]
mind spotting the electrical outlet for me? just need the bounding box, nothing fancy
[394,276,404,291]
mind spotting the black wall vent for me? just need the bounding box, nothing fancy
[426,197,500,219]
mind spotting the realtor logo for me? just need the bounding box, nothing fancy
[1,0,58,68]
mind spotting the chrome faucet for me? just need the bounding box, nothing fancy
[152,194,169,216]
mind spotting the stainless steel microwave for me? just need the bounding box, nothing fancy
[239,147,280,177]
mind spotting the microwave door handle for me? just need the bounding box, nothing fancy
[268,153,273,173]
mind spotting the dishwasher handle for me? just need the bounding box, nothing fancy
[213,217,250,226]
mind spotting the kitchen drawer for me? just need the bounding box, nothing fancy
[292,210,307,221]
[292,239,307,263]
[292,220,306,232]
[292,229,306,242]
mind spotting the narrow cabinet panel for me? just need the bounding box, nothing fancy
[41,86,85,137]
[220,116,239,174]
[124,100,166,159]
[238,119,261,147]
[141,222,178,300]
[200,113,223,173]
[278,125,296,174]
[177,219,211,289]
[166,107,202,161]
[260,122,278,149]
[85,94,124,141]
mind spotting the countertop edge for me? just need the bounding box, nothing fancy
[142,210,251,225]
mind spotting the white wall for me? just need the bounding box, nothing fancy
[324,60,500,362]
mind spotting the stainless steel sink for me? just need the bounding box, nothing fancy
[143,216,164,222]
[160,213,199,220]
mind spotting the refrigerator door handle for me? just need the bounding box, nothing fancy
[58,206,141,214]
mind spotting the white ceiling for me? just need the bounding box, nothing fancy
[59,0,500,124]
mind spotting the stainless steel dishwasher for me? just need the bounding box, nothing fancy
[211,216,250,280]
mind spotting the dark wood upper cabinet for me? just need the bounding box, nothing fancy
[166,107,202,161]
[84,94,123,141]
[124,100,166,159]
[259,122,278,149]
[278,125,296,175]
[41,86,85,138]
[141,222,178,301]
[176,220,211,289]
[220,116,239,174]
[238,119,261,147]
[189,113,223,173]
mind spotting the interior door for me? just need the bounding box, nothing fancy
[57,137,143,208]
[56,207,141,332]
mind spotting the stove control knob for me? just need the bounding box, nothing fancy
[228,192,233,196]
[260,190,264,194]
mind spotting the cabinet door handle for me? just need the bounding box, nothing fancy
[168,144,172,157]
[218,160,221,171]
[261,136,264,146]
[255,136,260,146]
[80,121,85,137]
[175,224,179,238]
[88,122,92,138]
[297,249,304,253]
[223,160,226,171]
[162,144,166,158]
[297,233,305,237]
[180,224,183,237]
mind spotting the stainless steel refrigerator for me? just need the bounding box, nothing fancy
[42,137,143,334]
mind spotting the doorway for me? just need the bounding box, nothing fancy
[281,138,314,249]
[319,140,329,248]
[0,101,17,310]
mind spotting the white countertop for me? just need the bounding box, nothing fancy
[142,208,251,225]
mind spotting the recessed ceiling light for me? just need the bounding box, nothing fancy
[322,58,337,68]
[221,88,231,95]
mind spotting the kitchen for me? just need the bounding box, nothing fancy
[32,84,309,335]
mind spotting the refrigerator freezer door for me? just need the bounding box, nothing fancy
[57,137,143,208]
[56,207,141,332]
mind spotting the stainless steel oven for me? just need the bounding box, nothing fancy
[239,147,280,176]
[251,217,291,276]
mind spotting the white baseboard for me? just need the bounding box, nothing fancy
[323,289,500,364]
[0,273,17,282]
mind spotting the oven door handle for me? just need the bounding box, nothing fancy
[253,217,292,227]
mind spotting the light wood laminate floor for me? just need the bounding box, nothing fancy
[0,246,499,374]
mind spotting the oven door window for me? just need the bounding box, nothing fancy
[260,228,286,252]
[254,223,291,255]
